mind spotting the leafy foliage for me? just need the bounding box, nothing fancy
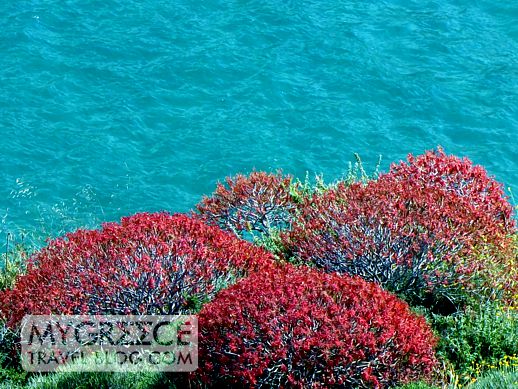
[431,302,518,386]
[0,321,19,366]
[192,265,438,388]
[196,171,299,240]
[0,366,28,389]
[0,323,28,389]
[0,212,274,328]
[285,148,517,311]
[0,238,29,291]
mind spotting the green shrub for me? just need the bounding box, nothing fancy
[251,227,291,261]
[0,321,19,368]
[431,301,518,385]
[0,238,31,374]
[0,319,28,387]
[0,365,29,388]
[0,238,29,291]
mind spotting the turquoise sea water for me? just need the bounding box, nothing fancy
[1,1,517,245]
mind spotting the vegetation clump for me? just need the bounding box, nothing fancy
[196,171,299,240]
[0,212,274,328]
[193,264,438,388]
[284,148,517,312]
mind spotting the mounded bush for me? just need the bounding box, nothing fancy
[192,265,438,388]
[387,148,515,254]
[285,148,517,311]
[196,171,299,240]
[0,212,275,328]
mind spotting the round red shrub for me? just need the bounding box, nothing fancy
[196,171,298,239]
[0,212,275,328]
[193,265,438,388]
[388,147,515,244]
[285,148,517,310]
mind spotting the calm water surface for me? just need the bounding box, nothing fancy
[1,0,517,245]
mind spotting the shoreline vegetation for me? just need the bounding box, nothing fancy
[1,147,517,388]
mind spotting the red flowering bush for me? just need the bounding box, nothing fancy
[196,171,299,240]
[285,148,517,310]
[0,212,275,328]
[192,265,438,388]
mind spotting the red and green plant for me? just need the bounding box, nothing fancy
[284,148,517,311]
[193,264,438,388]
[0,212,274,328]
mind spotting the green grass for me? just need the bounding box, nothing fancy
[1,353,176,389]
[468,367,518,388]
[22,371,169,389]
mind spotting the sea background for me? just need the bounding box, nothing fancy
[1,0,517,247]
